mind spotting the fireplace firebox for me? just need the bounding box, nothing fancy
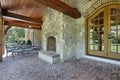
[47,36,56,51]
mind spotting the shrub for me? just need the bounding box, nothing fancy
[21,40,26,45]
[27,40,32,45]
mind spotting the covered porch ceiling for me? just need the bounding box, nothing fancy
[0,0,81,30]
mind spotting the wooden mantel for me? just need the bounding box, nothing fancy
[35,0,81,19]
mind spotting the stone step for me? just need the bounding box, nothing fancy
[38,51,60,64]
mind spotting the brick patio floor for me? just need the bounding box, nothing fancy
[0,53,120,80]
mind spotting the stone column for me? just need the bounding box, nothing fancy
[0,8,4,62]
[25,29,31,40]
[34,30,41,46]
[27,29,30,40]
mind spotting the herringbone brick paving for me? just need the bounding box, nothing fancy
[0,53,119,80]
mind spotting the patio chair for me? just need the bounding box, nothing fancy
[21,45,33,54]
[6,45,13,57]
[32,45,41,53]
[33,45,41,50]
[12,46,22,58]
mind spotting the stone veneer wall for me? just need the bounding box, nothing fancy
[61,0,87,61]
[34,30,41,46]
[41,8,64,60]
[34,0,115,61]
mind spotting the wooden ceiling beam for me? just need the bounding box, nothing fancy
[7,6,40,11]
[4,5,39,11]
[2,11,42,24]
[4,25,11,34]
[35,0,81,19]
[4,21,41,30]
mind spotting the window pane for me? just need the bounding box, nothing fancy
[111,38,117,45]
[90,39,94,44]
[111,45,117,52]
[99,12,104,17]
[118,23,120,29]
[94,44,98,50]
[90,20,98,27]
[99,18,104,25]
[92,30,98,43]
[117,14,120,21]
[97,44,104,51]
[111,16,116,23]
[99,25,104,32]
[111,30,117,44]
[117,8,120,14]
[90,45,94,50]
[111,24,117,31]
[111,8,116,15]
[118,30,120,44]
[89,11,104,52]
[94,15,98,19]
[118,46,120,53]
[94,20,98,25]
[102,45,104,51]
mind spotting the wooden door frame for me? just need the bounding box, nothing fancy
[107,5,120,59]
[86,3,120,59]
[87,8,106,57]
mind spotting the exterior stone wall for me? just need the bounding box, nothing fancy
[60,0,88,61]
[61,0,88,61]
[62,15,77,60]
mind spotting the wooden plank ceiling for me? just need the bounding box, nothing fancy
[0,0,81,30]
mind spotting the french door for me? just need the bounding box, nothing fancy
[87,5,120,59]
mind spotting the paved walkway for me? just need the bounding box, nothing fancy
[0,53,120,80]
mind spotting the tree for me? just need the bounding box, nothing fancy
[6,27,25,43]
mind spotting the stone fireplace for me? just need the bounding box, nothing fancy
[47,36,56,52]
[36,0,86,63]
[37,4,85,62]
[42,31,62,53]
[38,31,62,64]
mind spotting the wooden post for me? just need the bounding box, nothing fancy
[4,25,11,35]
[2,25,4,56]
[0,8,4,62]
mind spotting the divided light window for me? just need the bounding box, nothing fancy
[110,8,120,53]
[87,4,120,59]
[89,11,104,51]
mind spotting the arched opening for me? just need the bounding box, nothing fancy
[87,4,120,59]
[47,36,56,51]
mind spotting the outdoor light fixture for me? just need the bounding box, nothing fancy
[29,24,32,29]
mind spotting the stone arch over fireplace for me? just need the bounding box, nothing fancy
[47,36,56,51]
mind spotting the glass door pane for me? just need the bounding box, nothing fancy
[88,5,120,59]
[89,11,104,51]
[108,7,120,59]
[110,8,120,54]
